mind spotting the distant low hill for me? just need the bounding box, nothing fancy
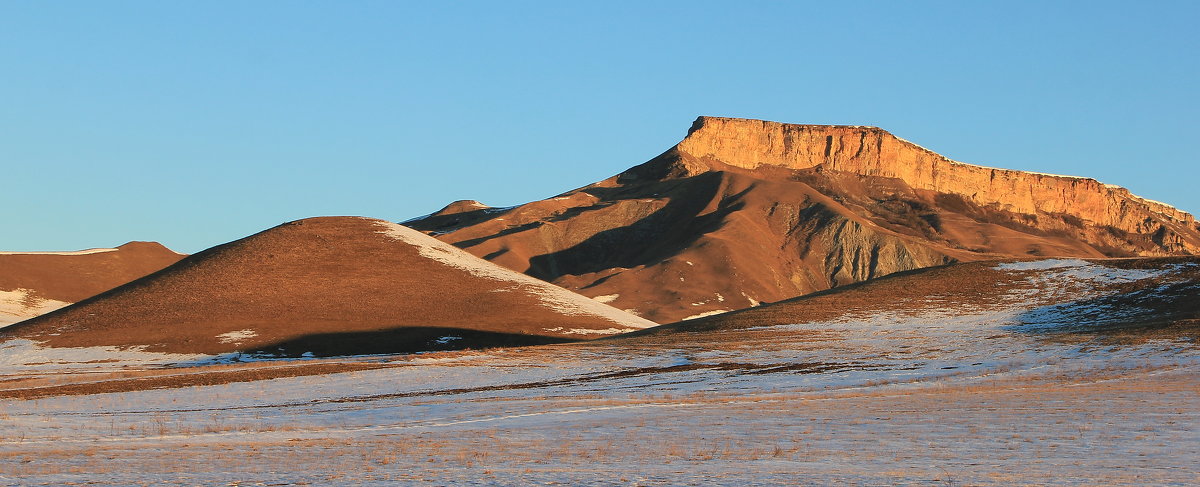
[1,217,655,356]
[0,242,184,326]
[407,116,1200,323]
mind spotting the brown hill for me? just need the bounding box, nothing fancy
[0,217,655,356]
[0,242,184,326]
[621,256,1200,340]
[407,116,1200,323]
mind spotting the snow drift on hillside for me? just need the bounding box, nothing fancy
[374,219,656,329]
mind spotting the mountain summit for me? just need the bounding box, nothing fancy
[408,116,1200,323]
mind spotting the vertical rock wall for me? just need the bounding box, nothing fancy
[677,117,1197,243]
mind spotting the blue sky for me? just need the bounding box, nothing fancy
[3,1,1197,253]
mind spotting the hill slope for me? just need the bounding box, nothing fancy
[0,242,183,326]
[407,116,1200,323]
[627,257,1200,339]
[1,217,654,356]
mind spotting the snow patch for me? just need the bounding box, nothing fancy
[682,310,729,321]
[688,294,727,306]
[373,220,656,329]
[434,336,463,345]
[592,294,619,304]
[996,259,1173,283]
[1023,171,1090,180]
[0,248,119,256]
[542,327,638,336]
[0,339,209,371]
[404,353,494,365]
[996,259,1093,271]
[0,289,71,327]
[216,329,258,344]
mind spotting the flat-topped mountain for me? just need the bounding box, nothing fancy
[407,116,1200,323]
[0,242,184,326]
[673,117,1196,244]
[1,217,655,356]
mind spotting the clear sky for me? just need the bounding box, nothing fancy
[3,1,1197,253]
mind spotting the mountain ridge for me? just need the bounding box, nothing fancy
[407,116,1199,322]
[671,116,1196,241]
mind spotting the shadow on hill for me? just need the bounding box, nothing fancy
[1004,281,1200,339]
[183,327,581,363]
[526,172,751,280]
[404,207,516,235]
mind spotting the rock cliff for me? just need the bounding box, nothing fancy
[675,117,1198,252]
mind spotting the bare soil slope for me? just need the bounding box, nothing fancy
[408,117,1199,323]
[0,242,183,325]
[1,217,654,356]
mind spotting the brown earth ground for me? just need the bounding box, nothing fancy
[0,242,183,305]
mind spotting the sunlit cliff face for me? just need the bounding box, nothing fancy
[677,116,1196,244]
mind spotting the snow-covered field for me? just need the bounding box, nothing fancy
[1,259,1197,485]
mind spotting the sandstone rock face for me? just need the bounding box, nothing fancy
[678,117,1199,252]
[408,117,1199,323]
